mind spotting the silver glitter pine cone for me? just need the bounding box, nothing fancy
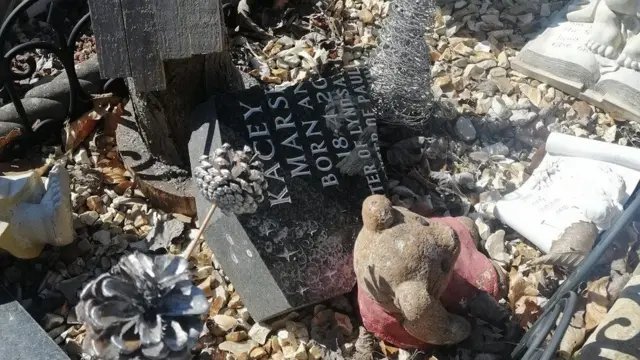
[194,143,268,214]
[76,253,208,360]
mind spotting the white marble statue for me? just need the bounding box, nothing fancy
[0,164,73,259]
[568,0,640,70]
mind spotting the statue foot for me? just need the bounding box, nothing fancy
[0,171,47,258]
[11,164,73,249]
[586,1,624,59]
[41,164,74,247]
[586,40,621,58]
[617,34,640,70]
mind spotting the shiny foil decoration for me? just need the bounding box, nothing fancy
[76,253,208,360]
[194,143,268,214]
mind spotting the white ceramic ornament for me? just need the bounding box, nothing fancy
[0,164,73,258]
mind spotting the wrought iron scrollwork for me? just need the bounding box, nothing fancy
[0,0,96,153]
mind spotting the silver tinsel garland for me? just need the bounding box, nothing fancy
[367,0,436,127]
[76,253,208,360]
[194,143,268,215]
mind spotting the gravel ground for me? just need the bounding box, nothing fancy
[2,0,640,359]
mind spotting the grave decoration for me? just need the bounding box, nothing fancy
[0,164,73,259]
[189,67,388,321]
[513,0,640,122]
[194,143,268,215]
[354,195,503,349]
[76,252,208,360]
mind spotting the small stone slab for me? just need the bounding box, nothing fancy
[0,98,66,125]
[189,68,387,321]
[24,79,100,108]
[512,0,640,122]
[0,287,69,360]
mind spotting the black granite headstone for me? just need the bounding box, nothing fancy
[0,287,70,360]
[188,68,387,321]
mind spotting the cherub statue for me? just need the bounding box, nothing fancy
[568,0,640,70]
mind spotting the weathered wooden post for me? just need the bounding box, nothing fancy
[87,0,243,216]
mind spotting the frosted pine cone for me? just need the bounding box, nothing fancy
[194,143,268,214]
[76,253,208,360]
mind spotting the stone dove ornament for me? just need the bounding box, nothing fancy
[193,143,268,215]
[76,252,208,360]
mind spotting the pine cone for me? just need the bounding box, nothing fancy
[76,253,208,360]
[194,143,268,214]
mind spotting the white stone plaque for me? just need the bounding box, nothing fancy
[513,0,640,122]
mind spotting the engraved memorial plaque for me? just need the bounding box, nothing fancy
[188,68,388,321]
[513,0,640,121]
